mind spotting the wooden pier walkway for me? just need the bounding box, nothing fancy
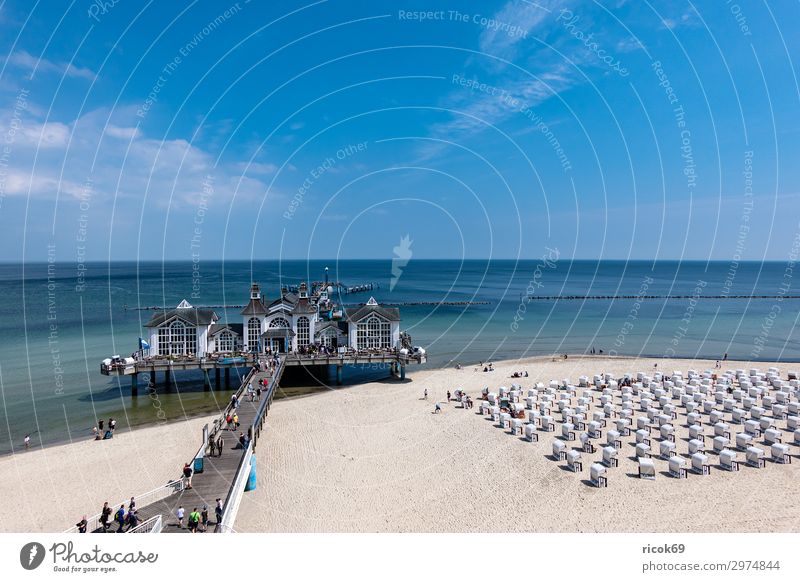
[89,362,283,534]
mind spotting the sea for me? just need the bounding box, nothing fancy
[0,259,798,454]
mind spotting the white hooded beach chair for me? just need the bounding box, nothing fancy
[603,403,616,418]
[659,424,675,442]
[758,417,773,432]
[713,422,731,439]
[688,425,704,440]
[602,445,619,467]
[638,458,656,480]
[541,415,555,432]
[744,419,761,437]
[709,410,724,425]
[524,423,538,442]
[491,406,501,422]
[480,401,490,416]
[746,446,765,468]
[590,463,607,487]
[770,443,791,464]
[669,456,687,478]
[511,418,524,435]
[691,452,711,475]
[592,411,606,427]
[720,449,739,471]
[499,413,512,429]
[702,400,715,414]
[660,440,676,459]
[525,396,536,410]
[635,442,651,459]
[552,439,566,461]
[528,410,540,424]
[687,412,700,427]
[487,392,498,405]
[750,406,765,420]
[607,429,621,449]
[787,416,799,430]
[732,408,746,424]
[735,432,753,450]
[688,438,705,455]
[567,449,582,472]
[509,390,520,403]
[562,422,576,441]
[636,416,651,431]
[723,398,735,412]
[764,428,782,445]
[635,428,651,446]
[713,436,729,453]
[614,418,631,436]
[588,420,602,439]
[580,432,595,453]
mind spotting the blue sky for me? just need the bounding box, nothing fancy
[0,0,798,262]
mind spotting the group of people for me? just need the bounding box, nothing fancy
[429,389,473,413]
[510,370,529,378]
[91,498,140,533]
[176,499,224,532]
[92,418,117,440]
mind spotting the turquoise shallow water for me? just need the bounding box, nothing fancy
[0,259,798,453]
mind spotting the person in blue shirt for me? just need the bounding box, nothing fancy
[115,504,126,532]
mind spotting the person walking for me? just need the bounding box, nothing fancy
[24,434,30,449]
[115,504,126,533]
[126,510,140,531]
[98,419,104,432]
[128,497,136,513]
[216,434,224,456]
[176,505,185,529]
[182,462,193,489]
[201,506,209,532]
[424,388,428,400]
[188,508,201,533]
[76,516,87,533]
[100,502,111,532]
[215,498,223,526]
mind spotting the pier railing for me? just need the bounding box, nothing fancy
[128,514,163,534]
[63,479,184,534]
[215,358,285,533]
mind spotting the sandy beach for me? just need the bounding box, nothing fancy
[0,414,214,533]
[2,355,798,533]
[235,356,800,533]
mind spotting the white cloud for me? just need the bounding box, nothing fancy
[6,50,96,80]
[479,0,568,60]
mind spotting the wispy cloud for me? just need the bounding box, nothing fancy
[6,50,96,80]
[478,0,568,61]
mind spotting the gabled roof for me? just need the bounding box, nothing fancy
[240,298,267,316]
[145,304,218,328]
[314,321,346,336]
[292,297,317,315]
[209,323,244,337]
[345,300,400,322]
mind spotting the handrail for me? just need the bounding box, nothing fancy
[127,514,162,534]
[63,479,183,533]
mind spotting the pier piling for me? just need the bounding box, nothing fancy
[215,368,221,390]
[225,368,231,390]
[164,370,172,391]
[131,373,138,396]
[203,370,211,391]
[336,365,343,385]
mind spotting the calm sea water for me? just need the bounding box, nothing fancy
[0,259,798,454]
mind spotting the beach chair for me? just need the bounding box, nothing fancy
[603,403,616,419]
[567,449,582,472]
[750,406,765,420]
[787,416,799,431]
[735,432,753,451]
[723,398,735,412]
[528,410,540,424]
[795,429,800,446]
[789,402,800,415]
[720,449,739,471]
[746,446,765,468]
[742,397,755,410]
[602,445,619,468]
[659,424,675,442]
[614,419,631,436]
[688,425,704,440]
[491,406,501,422]
[540,415,555,432]
[763,395,775,409]
[764,428,782,445]
[572,413,587,431]
[668,456,687,479]
[580,432,595,453]
[590,463,607,487]
[712,436,729,453]
[562,422,576,441]
[687,412,700,427]
[592,411,607,428]
[744,419,761,437]
[511,419,524,436]
[525,396,536,410]
[688,438,705,455]
[702,400,715,414]
[709,410,723,425]
[731,408,746,424]
[524,423,539,442]
[480,402,490,416]
[499,413,512,429]
[691,452,711,475]
[606,429,621,450]
[487,392,498,405]
[770,443,791,464]
[759,417,773,432]
[588,421,602,439]
[660,440,676,460]
[635,442,651,459]
[635,429,651,446]
[638,458,656,480]
[552,440,566,461]
[713,422,731,439]
[636,417,651,432]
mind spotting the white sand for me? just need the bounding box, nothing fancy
[0,414,213,532]
[235,356,800,532]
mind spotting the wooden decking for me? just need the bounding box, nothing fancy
[93,366,279,533]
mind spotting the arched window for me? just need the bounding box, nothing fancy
[357,315,391,349]
[297,317,310,348]
[320,327,338,348]
[217,331,233,352]
[247,318,261,351]
[157,319,197,355]
[269,317,290,328]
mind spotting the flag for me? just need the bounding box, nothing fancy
[139,338,150,350]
